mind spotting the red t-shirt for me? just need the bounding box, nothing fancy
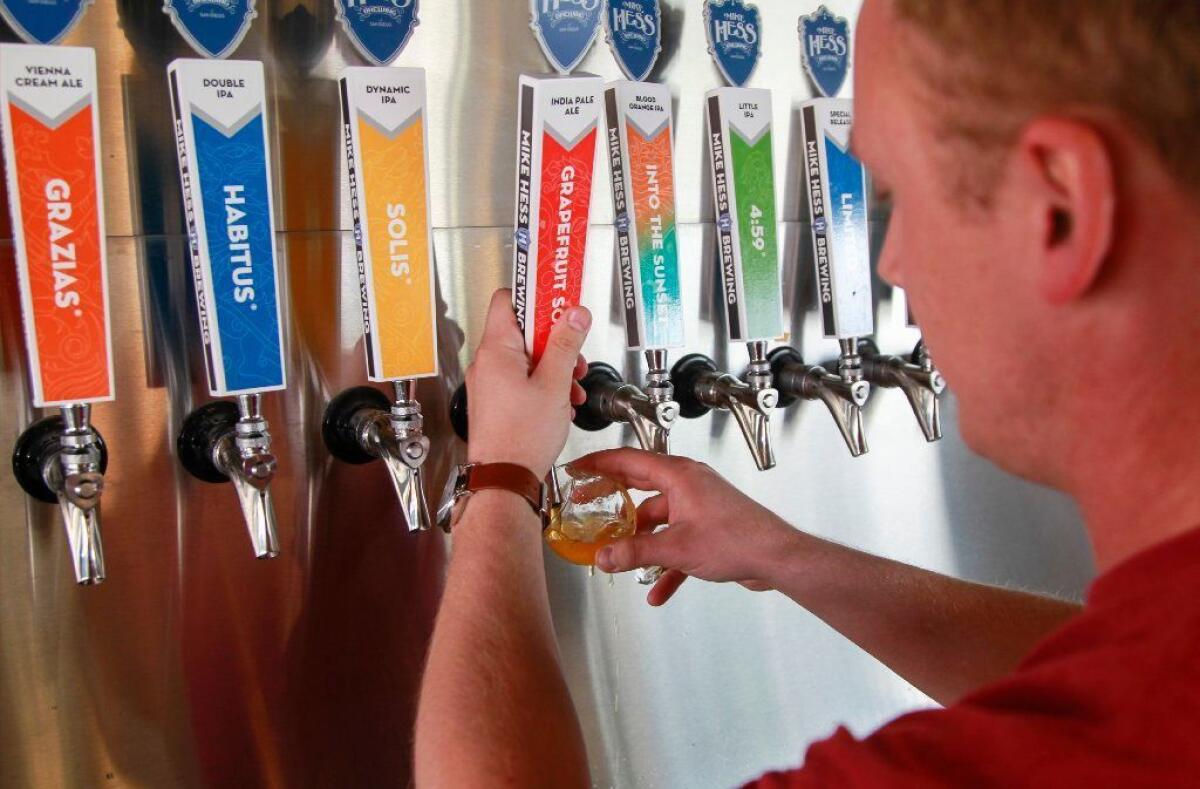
[748,527,1200,788]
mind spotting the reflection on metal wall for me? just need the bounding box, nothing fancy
[0,1,1092,787]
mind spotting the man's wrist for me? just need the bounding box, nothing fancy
[753,522,813,592]
[455,489,542,537]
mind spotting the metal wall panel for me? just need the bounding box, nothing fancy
[0,2,1093,787]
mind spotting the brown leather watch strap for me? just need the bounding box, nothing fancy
[462,462,544,515]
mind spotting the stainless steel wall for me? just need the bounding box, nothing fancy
[0,1,1094,787]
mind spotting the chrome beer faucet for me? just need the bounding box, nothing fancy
[55,405,107,584]
[323,380,434,533]
[177,395,280,558]
[574,350,680,454]
[859,339,946,442]
[220,395,280,557]
[769,342,871,457]
[12,404,108,584]
[672,341,778,470]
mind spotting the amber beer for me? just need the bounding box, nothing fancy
[543,466,636,567]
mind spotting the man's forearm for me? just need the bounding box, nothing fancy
[761,529,1082,705]
[415,491,588,787]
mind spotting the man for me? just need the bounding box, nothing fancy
[416,0,1200,785]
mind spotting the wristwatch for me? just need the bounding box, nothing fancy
[443,462,548,531]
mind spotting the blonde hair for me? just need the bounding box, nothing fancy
[892,1,1200,205]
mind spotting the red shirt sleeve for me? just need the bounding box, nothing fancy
[745,684,1168,789]
[743,545,1200,789]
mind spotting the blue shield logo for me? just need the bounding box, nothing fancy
[704,0,761,87]
[163,0,257,60]
[0,0,93,45]
[530,0,603,75]
[604,0,661,82]
[334,0,419,66]
[799,5,850,98]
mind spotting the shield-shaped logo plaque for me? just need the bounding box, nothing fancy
[334,0,420,66]
[604,0,661,83]
[0,0,93,45]
[530,0,604,75]
[799,5,851,98]
[162,0,258,60]
[704,0,761,88]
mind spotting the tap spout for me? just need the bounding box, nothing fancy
[362,380,434,533]
[53,404,106,584]
[808,371,870,457]
[620,393,679,455]
[574,361,679,454]
[672,353,777,470]
[859,339,946,442]
[323,383,435,533]
[770,346,870,457]
[215,394,280,559]
[718,375,779,470]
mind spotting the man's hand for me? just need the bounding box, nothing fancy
[573,448,801,606]
[466,289,590,479]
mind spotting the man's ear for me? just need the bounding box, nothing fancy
[1015,118,1116,305]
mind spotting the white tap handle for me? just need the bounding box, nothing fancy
[801,98,874,341]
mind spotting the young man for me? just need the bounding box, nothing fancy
[416,1,1200,785]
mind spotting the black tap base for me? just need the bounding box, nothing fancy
[448,384,469,442]
[573,362,623,432]
[766,347,806,409]
[323,386,390,465]
[670,354,718,419]
[12,416,109,504]
[177,401,239,484]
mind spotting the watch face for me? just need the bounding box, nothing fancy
[453,463,475,496]
[447,494,470,531]
[435,463,472,532]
